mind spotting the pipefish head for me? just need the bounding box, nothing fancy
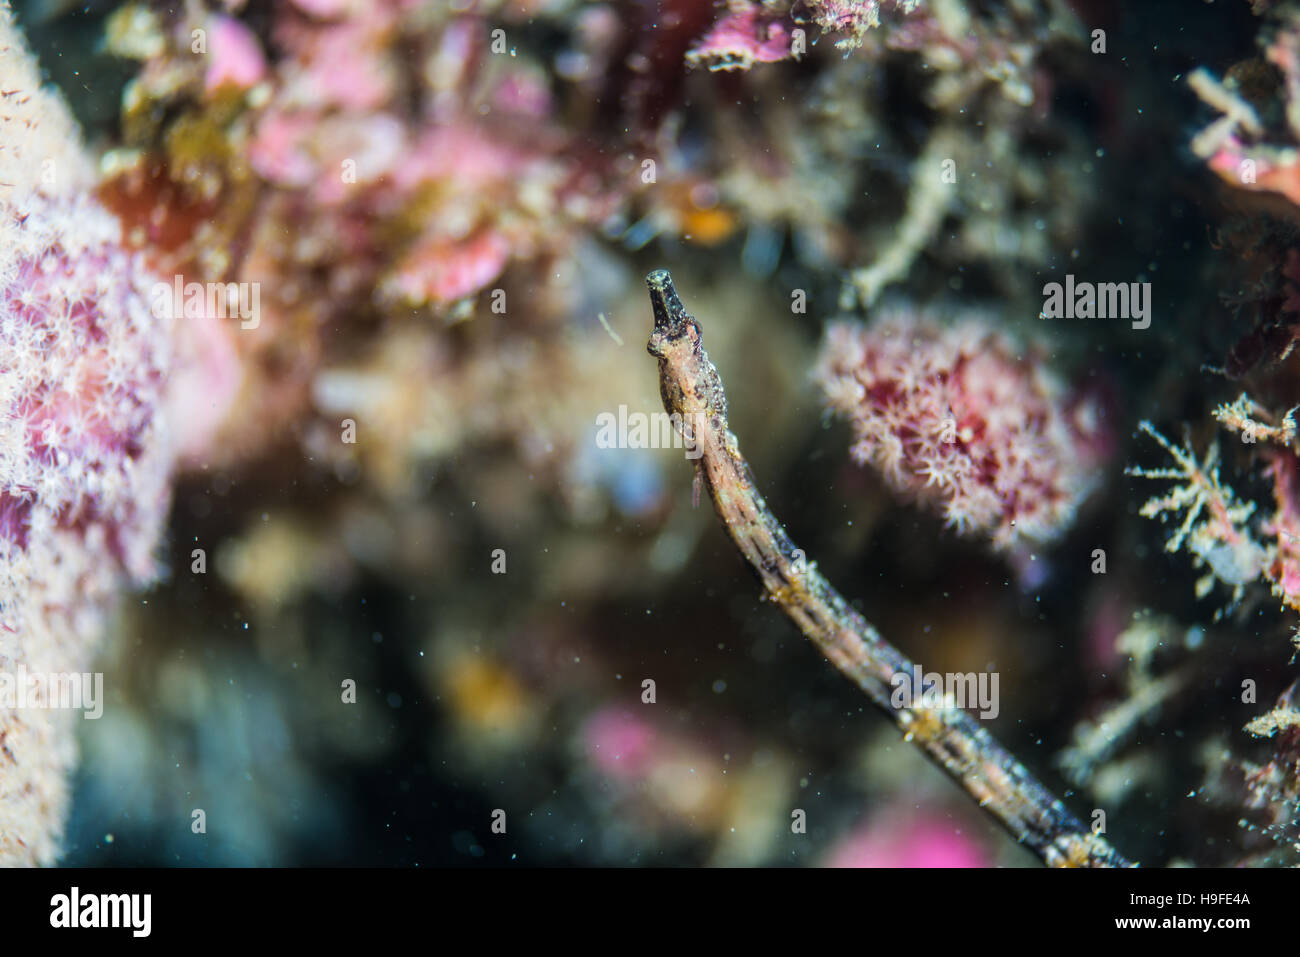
[645,269,701,358]
[644,269,727,423]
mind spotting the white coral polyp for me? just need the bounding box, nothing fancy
[0,6,174,866]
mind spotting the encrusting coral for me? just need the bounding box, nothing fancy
[0,3,176,865]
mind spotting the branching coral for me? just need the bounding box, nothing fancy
[1237,683,1300,857]
[1129,400,1300,622]
[1128,422,1268,609]
[686,0,1071,104]
[1059,606,1300,864]
[1058,614,1195,790]
[1191,11,1300,210]
[1127,393,1300,851]
[677,0,1089,306]
[803,0,924,50]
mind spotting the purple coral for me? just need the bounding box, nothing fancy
[0,193,172,592]
[814,311,1107,550]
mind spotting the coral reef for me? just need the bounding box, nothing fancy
[0,0,1296,872]
[97,0,630,469]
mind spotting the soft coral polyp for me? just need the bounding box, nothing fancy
[815,310,1109,551]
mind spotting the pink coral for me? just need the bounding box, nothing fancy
[1,6,176,865]
[204,15,267,94]
[686,0,931,69]
[581,708,659,780]
[103,1,631,467]
[1263,452,1300,604]
[384,230,512,307]
[0,195,172,584]
[1192,20,1300,205]
[822,811,989,868]
[686,4,800,71]
[815,311,1106,550]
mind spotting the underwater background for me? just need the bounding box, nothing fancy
[1,0,1297,868]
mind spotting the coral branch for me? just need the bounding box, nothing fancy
[1128,420,1280,611]
[644,269,1132,868]
[846,126,959,307]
